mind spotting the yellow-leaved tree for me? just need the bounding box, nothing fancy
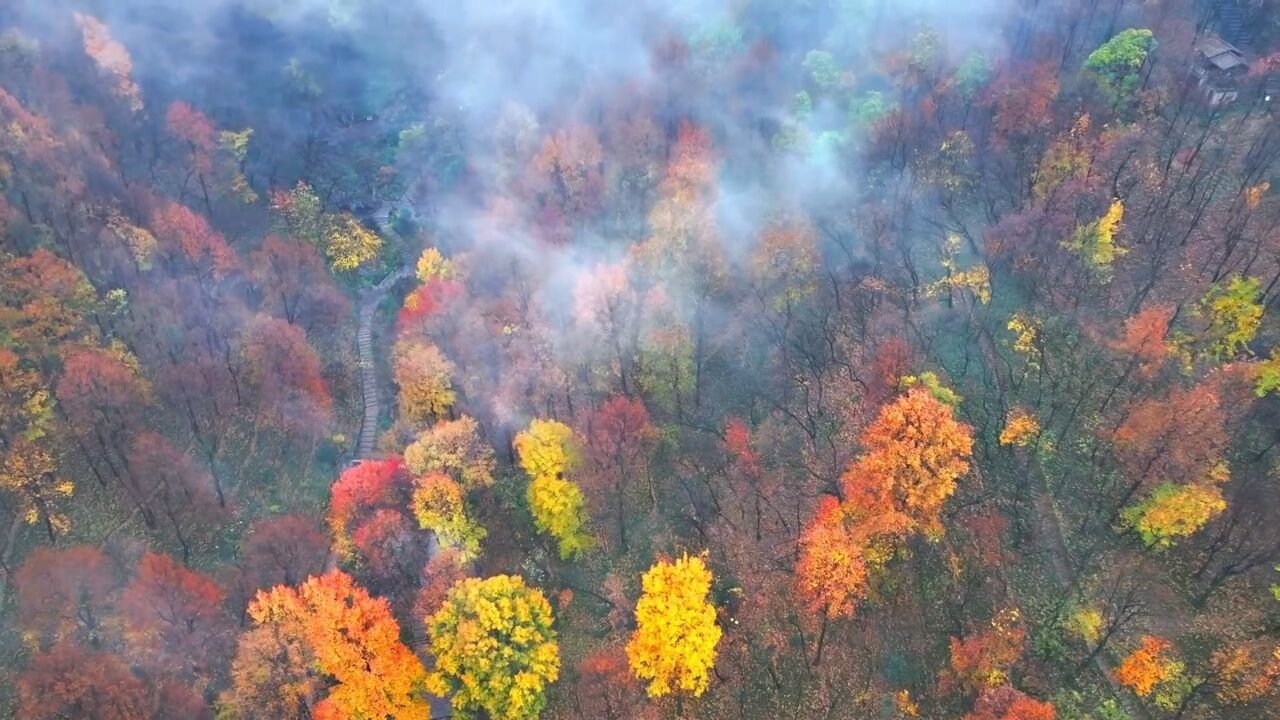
[425,575,560,720]
[392,340,455,424]
[626,553,722,699]
[411,472,486,560]
[1199,275,1263,360]
[415,247,454,282]
[1122,479,1227,550]
[403,416,495,489]
[269,181,382,272]
[323,213,382,272]
[514,419,592,559]
[514,418,579,479]
[1063,199,1126,278]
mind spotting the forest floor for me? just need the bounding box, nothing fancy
[1033,463,1150,720]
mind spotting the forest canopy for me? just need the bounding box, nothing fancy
[3,0,1280,719]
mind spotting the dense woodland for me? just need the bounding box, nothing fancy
[5,0,1280,718]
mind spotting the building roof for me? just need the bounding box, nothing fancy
[1197,36,1248,71]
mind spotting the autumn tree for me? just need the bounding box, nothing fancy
[999,408,1040,447]
[250,235,349,332]
[794,384,973,667]
[120,551,232,683]
[946,608,1027,692]
[323,213,384,273]
[269,181,382,272]
[149,199,237,279]
[627,553,722,698]
[964,685,1056,720]
[73,13,142,112]
[327,458,417,565]
[411,472,486,560]
[403,416,495,489]
[15,545,120,649]
[526,124,605,226]
[577,395,658,551]
[17,642,151,720]
[573,260,641,392]
[249,570,429,719]
[411,548,471,621]
[635,122,726,406]
[238,314,333,443]
[1112,304,1174,378]
[1122,479,1228,549]
[1198,276,1263,360]
[984,63,1058,147]
[1113,381,1227,490]
[350,509,430,594]
[576,646,643,720]
[1062,200,1125,278]
[218,619,323,720]
[751,219,820,312]
[400,248,463,331]
[0,250,98,369]
[1114,636,1181,698]
[165,100,218,213]
[843,386,974,537]
[795,497,873,621]
[0,438,73,541]
[56,346,150,489]
[0,349,53,452]
[239,515,330,592]
[515,418,592,558]
[393,340,456,424]
[425,574,560,720]
[399,276,464,331]
[127,432,226,560]
[1208,639,1280,705]
[1112,379,1231,546]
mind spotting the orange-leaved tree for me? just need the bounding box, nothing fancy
[1208,639,1280,705]
[248,570,429,719]
[797,385,972,649]
[964,685,1056,720]
[842,386,974,537]
[219,619,323,720]
[1114,635,1179,697]
[947,608,1027,692]
[796,497,871,620]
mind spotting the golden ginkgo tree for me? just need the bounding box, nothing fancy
[626,553,722,699]
[425,575,560,720]
[514,418,593,559]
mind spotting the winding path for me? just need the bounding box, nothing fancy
[354,266,410,459]
[350,233,451,718]
[1032,464,1150,720]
